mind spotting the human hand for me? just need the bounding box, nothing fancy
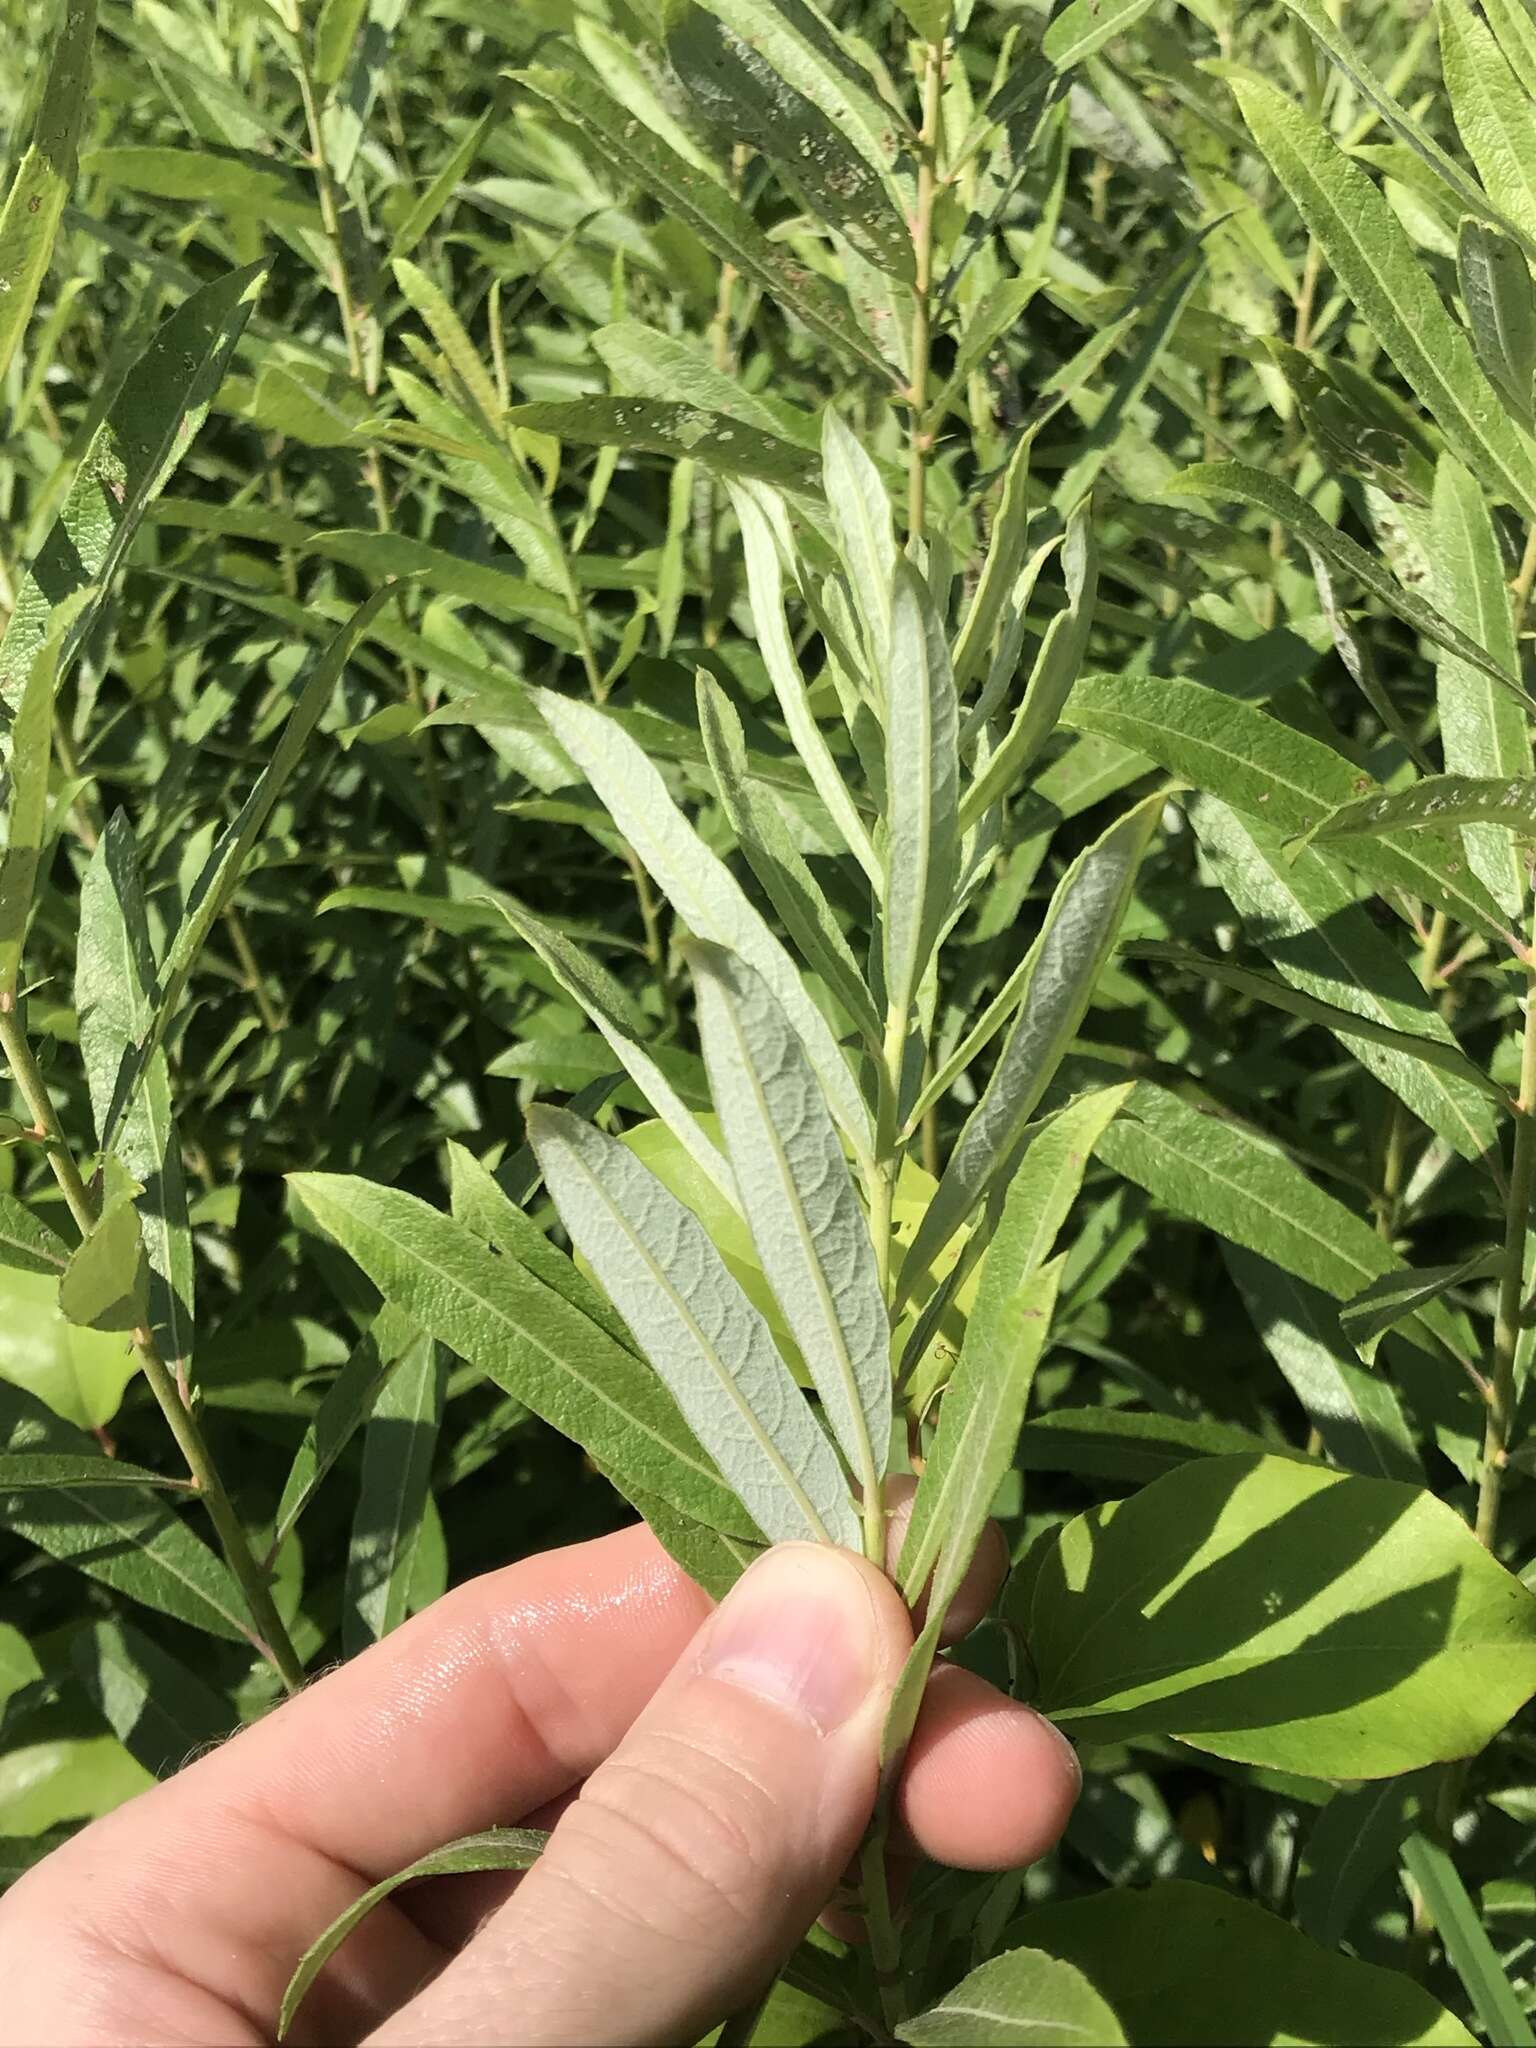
[0,1514,1078,2047]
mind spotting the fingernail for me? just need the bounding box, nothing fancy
[697,1544,880,1734]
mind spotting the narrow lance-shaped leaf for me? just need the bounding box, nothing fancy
[1043,0,1155,68]
[1095,1082,1471,1365]
[1483,0,1536,101]
[0,262,267,714]
[900,1255,1063,1614]
[666,6,912,280]
[951,431,1033,693]
[279,1830,547,2042]
[884,558,960,1043]
[1231,77,1536,521]
[822,409,896,668]
[689,945,890,1517]
[345,1332,447,1655]
[534,689,874,1165]
[0,1196,68,1278]
[959,502,1097,831]
[1188,795,1500,1166]
[1062,672,1514,945]
[1430,455,1533,917]
[731,485,879,885]
[1341,1251,1503,1363]
[1402,1834,1536,2048]
[1169,461,1533,709]
[486,895,737,1206]
[77,814,195,1380]
[71,1617,231,1781]
[528,1106,860,1550]
[103,590,391,1153]
[288,1173,755,1539]
[1276,0,1536,257]
[1305,775,1536,847]
[900,793,1162,1298]
[1436,0,1536,249]
[0,599,85,999]
[1225,1247,1423,1483]
[271,1329,400,1555]
[1126,944,1501,1104]
[516,68,892,380]
[506,399,819,495]
[1457,219,1536,433]
[695,672,881,1047]
[0,0,95,386]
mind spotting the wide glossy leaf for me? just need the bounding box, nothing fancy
[690,945,889,1508]
[0,1384,249,1640]
[78,815,194,1379]
[1014,1880,1473,2046]
[1232,77,1536,519]
[516,68,890,378]
[1015,1452,1536,1773]
[1169,462,1531,707]
[288,1173,753,1538]
[695,672,880,1046]
[345,1332,446,1654]
[1187,795,1499,1164]
[899,1946,1125,2046]
[1458,219,1536,432]
[71,1617,231,1779]
[666,5,911,279]
[732,485,878,883]
[279,1829,547,2040]
[1063,673,1513,943]
[899,1258,1061,1615]
[901,794,1161,1294]
[506,398,819,493]
[488,894,735,1203]
[0,1266,139,1430]
[1019,1407,1282,1485]
[1094,1083,1470,1365]
[1224,1248,1422,1483]
[528,1106,858,1549]
[534,689,873,1164]
[0,0,95,386]
[1308,774,1536,845]
[0,263,266,713]
[884,558,960,1037]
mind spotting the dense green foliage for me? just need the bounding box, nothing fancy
[4,0,1536,2039]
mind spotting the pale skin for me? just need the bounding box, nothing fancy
[0,1498,1078,2047]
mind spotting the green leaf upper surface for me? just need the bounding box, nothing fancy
[1012,1881,1473,2046]
[289,1172,754,1539]
[1015,1452,1536,1775]
[0,0,95,387]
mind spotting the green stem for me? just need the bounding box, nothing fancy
[906,38,945,543]
[0,998,306,1692]
[1478,901,1536,1549]
[859,1827,907,2033]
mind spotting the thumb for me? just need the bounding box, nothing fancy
[374,1543,912,2048]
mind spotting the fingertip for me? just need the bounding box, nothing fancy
[896,1664,1080,1872]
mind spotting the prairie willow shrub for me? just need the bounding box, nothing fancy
[0,0,1533,2040]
